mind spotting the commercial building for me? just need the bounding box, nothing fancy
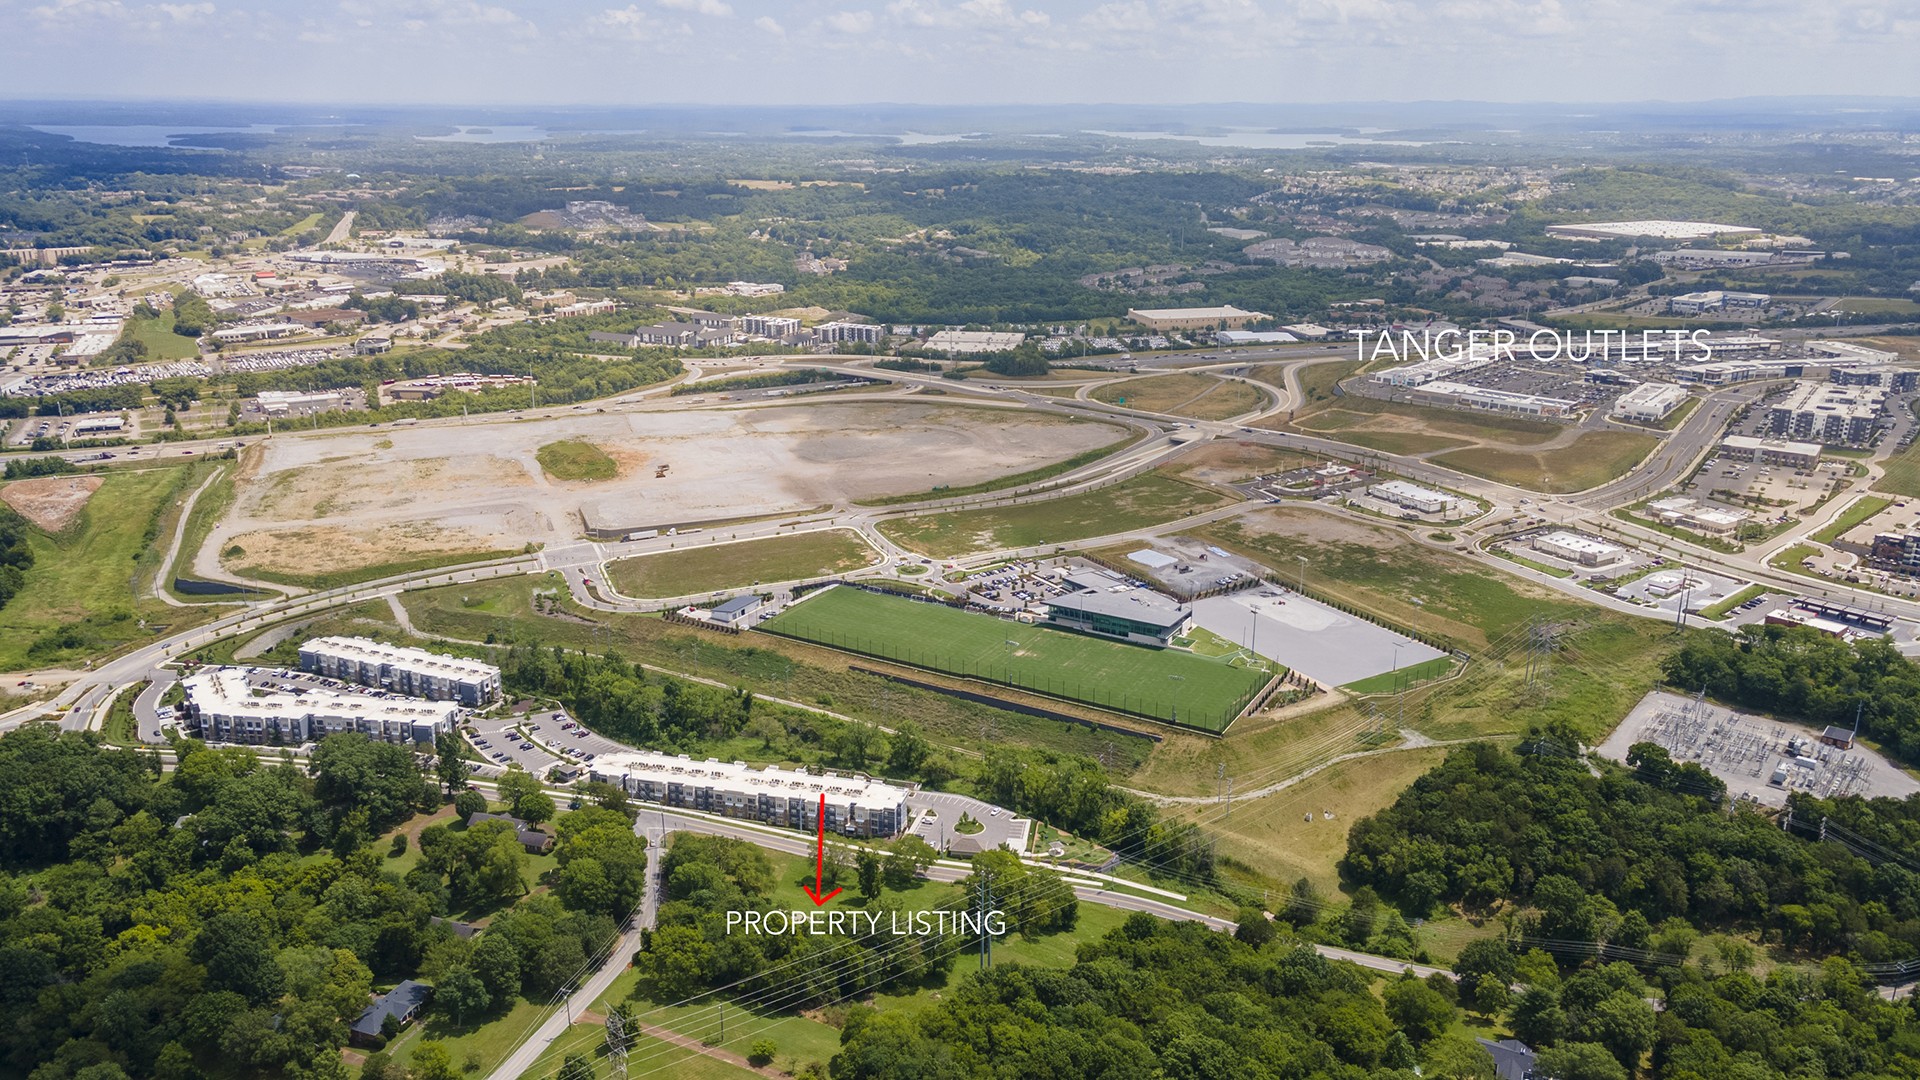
[924,329,1026,353]
[1612,382,1688,422]
[1531,531,1624,567]
[181,667,461,745]
[551,299,617,318]
[210,322,306,343]
[298,636,501,706]
[254,389,345,417]
[1766,382,1886,446]
[1368,480,1460,515]
[1717,435,1821,469]
[1667,290,1770,315]
[1125,305,1271,332]
[71,416,125,436]
[1651,249,1780,268]
[1215,330,1297,345]
[1415,380,1576,418]
[354,334,393,355]
[815,320,885,345]
[723,281,785,297]
[1044,587,1192,645]
[1831,367,1920,392]
[1810,340,1899,365]
[385,373,534,401]
[1545,220,1760,241]
[1763,608,1871,642]
[1647,496,1752,535]
[587,750,909,837]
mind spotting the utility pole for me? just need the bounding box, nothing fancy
[976,871,993,970]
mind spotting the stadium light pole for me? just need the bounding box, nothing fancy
[1295,555,1307,594]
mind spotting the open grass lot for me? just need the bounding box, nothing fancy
[535,438,619,481]
[876,473,1234,557]
[1811,494,1892,545]
[851,423,1138,508]
[1431,430,1657,492]
[1263,359,1360,414]
[1835,296,1920,316]
[760,585,1268,731]
[121,310,203,361]
[0,464,206,671]
[607,529,876,598]
[1876,431,1920,498]
[1701,583,1769,621]
[1092,372,1268,420]
[1155,440,1324,492]
[402,575,1161,770]
[1342,656,1453,693]
[1332,430,1471,456]
[227,541,527,592]
[1191,746,1449,895]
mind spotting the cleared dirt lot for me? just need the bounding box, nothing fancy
[0,475,103,532]
[203,401,1121,577]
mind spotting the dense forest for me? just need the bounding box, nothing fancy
[1342,740,1920,965]
[1662,625,1920,763]
[0,506,33,611]
[0,726,642,1080]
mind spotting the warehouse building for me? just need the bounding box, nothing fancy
[1612,382,1688,422]
[1044,587,1192,645]
[1717,435,1822,469]
[923,329,1026,353]
[1531,531,1624,567]
[1368,480,1460,515]
[1766,382,1886,446]
[298,636,501,706]
[1667,290,1770,315]
[587,750,909,837]
[181,667,461,745]
[1125,305,1271,332]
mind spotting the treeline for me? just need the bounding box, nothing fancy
[0,725,646,1079]
[833,914,1509,1080]
[1342,739,1920,964]
[669,368,851,396]
[1663,624,1920,762]
[0,506,31,610]
[976,749,1216,885]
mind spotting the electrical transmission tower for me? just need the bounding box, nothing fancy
[605,1009,629,1080]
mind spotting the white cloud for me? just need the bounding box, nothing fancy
[754,13,785,35]
[657,0,732,16]
[826,8,875,32]
[155,2,214,20]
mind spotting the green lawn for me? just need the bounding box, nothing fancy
[0,465,202,671]
[1291,395,1562,445]
[1700,584,1769,621]
[1341,656,1454,694]
[760,585,1269,732]
[280,211,326,237]
[1431,431,1658,493]
[1769,543,1825,579]
[120,310,203,362]
[1092,373,1268,420]
[876,473,1235,558]
[1877,429,1920,498]
[1330,431,1471,456]
[229,547,528,592]
[535,439,619,481]
[1811,495,1892,545]
[607,530,876,598]
[1834,296,1920,316]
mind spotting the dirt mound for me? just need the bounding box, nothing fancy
[1,475,104,532]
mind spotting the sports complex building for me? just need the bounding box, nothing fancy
[586,750,910,837]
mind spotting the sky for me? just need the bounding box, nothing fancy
[6,0,1920,107]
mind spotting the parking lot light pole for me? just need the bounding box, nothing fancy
[1295,555,1307,594]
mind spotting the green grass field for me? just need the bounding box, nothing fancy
[1811,495,1892,545]
[1835,296,1920,316]
[1092,373,1268,420]
[876,473,1234,558]
[120,310,203,362]
[0,465,200,671]
[1431,430,1658,493]
[1341,656,1454,694]
[1700,584,1769,621]
[535,439,619,481]
[1876,428,1920,498]
[1291,395,1562,445]
[760,586,1269,732]
[607,530,876,598]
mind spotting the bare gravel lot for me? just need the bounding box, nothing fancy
[201,401,1121,577]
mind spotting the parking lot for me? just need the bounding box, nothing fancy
[1192,587,1446,688]
[907,790,1030,855]
[1614,566,1748,614]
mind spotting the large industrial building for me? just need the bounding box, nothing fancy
[1666,290,1770,316]
[1612,382,1688,422]
[1766,382,1887,446]
[923,329,1026,353]
[181,667,461,745]
[298,637,502,706]
[586,750,910,837]
[1545,220,1761,241]
[1125,305,1271,332]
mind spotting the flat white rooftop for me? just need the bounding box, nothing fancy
[184,667,460,725]
[1546,220,1761,240]
[590,748,910,806]
[302,636,500,681]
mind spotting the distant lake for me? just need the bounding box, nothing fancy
[1084,128,1429,149]
[415,125,552,143]
[30,124,287,147]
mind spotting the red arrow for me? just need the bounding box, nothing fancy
[803,792,841,906]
